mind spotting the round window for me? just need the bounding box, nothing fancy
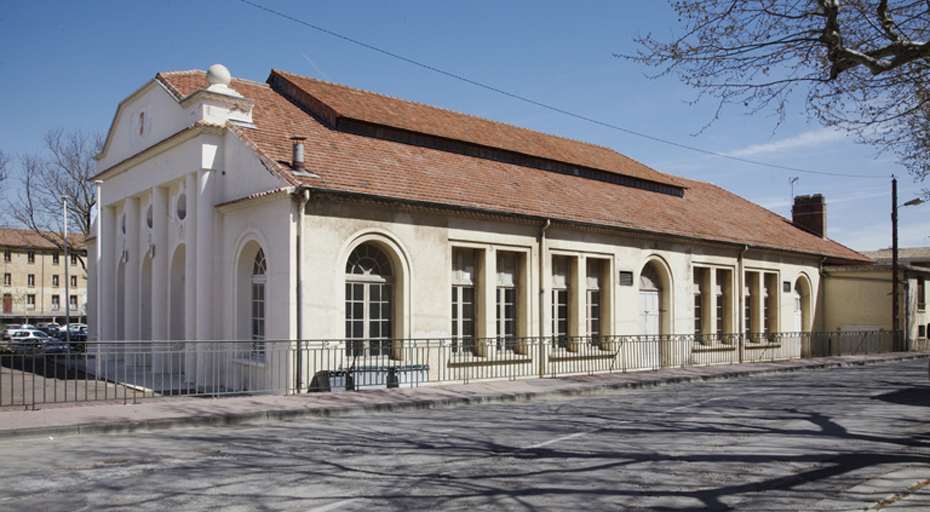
[176,193,187,221]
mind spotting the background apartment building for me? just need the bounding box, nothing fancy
[0,228,87,325]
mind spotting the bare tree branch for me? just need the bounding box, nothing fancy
[6,128,102,269]
[625,0,930,194]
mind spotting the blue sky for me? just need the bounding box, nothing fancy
[1,0,926,251]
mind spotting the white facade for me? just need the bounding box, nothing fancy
[88,66,865,392]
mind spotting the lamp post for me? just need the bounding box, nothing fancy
[892,176,924,351]
[63,195,70,345]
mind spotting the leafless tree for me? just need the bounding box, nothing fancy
[0,150,9,196]
[625,0,930,190]
[7,128,103,267]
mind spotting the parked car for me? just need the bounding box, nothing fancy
[63,323,87,333]
[36,322,62,335]
[54,330,87,352]
[4,329,69,354]
[1,324,36,339]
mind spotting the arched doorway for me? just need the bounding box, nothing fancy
[639,263,664,337]
[793,276,812,332]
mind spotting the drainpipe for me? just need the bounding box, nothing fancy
[295,187,310,391]
[538,219,551,378]
[737,245,748,363]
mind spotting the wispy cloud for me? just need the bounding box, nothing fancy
[299,50,332,82]
[724,128,848,158]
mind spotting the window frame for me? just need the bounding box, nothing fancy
[451,248,478,354]
[345,243,396,358]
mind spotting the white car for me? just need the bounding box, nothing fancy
[1,324,36,340]
[4,329,69,354]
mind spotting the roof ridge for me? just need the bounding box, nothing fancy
[270,69,623,155]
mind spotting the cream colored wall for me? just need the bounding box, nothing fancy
[298,199,828,342]
[217,196,295,341]
[823,269,890,331]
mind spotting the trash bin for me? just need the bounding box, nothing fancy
[387,364,429,388]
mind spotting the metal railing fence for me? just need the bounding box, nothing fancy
[0,330,911,408]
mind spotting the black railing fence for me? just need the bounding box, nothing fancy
[0,330,920,408]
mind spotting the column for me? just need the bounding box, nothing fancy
[195,166,216,386]
[150,186,169,370]
[184,172,198,385]
[98,205,117,342]
[123,197,140,342]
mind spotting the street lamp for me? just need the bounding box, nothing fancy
[892,177,924,351]
[63,195,70,345]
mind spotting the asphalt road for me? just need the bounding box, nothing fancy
[1,359,929,511]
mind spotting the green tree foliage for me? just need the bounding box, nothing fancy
[627,0,930,188]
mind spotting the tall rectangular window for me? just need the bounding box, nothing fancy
[716,269,731,335]
[52,253,60,265]
[52,275,59,287]
[69,295,78,310]
[763,273,778,335]
[27,251,35,264]
[496,251,519,352]
[51,295,60,310]
[71,276,78,288]
[70,254,78,265]
[744,282,753,336]
[2,273,9,286]
[251,282,265,342]
[27,274,35,287]
[586,259,604,343]
[551,256,571,349]
[451,248,477,354]
[693,268,706,337]
[26,294,35,309]
[2,250,10,262]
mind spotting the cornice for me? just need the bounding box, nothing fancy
[216,187,294,213]
[300,187,832,260]
[180,88,255,114]
[93,122,226,181]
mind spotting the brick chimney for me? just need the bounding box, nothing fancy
[793,194,826,238]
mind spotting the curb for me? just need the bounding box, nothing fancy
[2,353,927,442]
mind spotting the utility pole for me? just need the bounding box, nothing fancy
[63,195,70,344]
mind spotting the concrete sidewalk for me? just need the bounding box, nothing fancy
[2,352,927,442]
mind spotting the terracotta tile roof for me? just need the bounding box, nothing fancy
[0,228,86,251]
[270,70,684,190]
[156,69,869,263]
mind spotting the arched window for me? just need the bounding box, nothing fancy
[251,249,266,353]
[345,243,394,357]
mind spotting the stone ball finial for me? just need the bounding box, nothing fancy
[206,64,232,87]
